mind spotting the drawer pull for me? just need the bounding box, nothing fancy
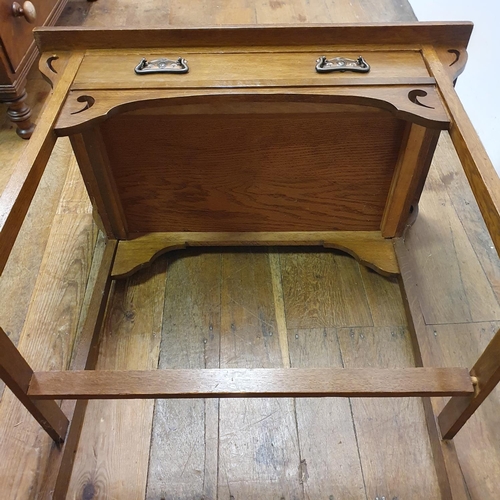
[135,57,189,75]
[315,55,370,74]
[12,1,36,23]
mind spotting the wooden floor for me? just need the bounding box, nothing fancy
[0,1,499,498]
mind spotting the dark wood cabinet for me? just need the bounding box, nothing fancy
[0,0,68,138]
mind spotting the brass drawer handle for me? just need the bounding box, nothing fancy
[12,1,37,23]
[315,55,370,73]
[135,57,189,75]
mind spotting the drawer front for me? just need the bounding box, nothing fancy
[0,0,59,71]
[72,49,433,91]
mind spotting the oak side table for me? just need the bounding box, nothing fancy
[1,22,499,498]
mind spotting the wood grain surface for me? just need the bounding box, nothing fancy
[382,123,441,236]
[395,237,470,500]
[72,50,432,90]
[66,258,168,499]
[34,22,473,52]
[29,367,474,398]
[37,234,113,499]
[280,249,373,329]
[288,327,366,498]
[71,127,128,238]
[102,110,404,232]
[0,52,83,275]
[146,252,220,499]
[54,86,450,136]
[429,322,500,500]
[0,327,69,443]
[404,134,500,325]
[111,231,400,278]
[438,327,500,439]
[423,45,500,259]
[0,137,70,401]
[0,0,499,499]
[218,251,302,498]
[0,154,96,498]
[338,326,442,498]
[358,264,407,326]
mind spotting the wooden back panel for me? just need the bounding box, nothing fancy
[98,100,405,233]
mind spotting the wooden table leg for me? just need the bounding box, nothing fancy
[0,328,68,443]
[38,237,117,499]
[438,328,500,439]
[395,238,469,500]
[0,52,84,276]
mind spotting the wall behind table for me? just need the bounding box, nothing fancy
[411,0,500,174]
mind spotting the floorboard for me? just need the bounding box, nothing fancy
[428,321,500,500]
[280,250,373,330]
[338,326,441,498]
[146,251,221,500]
[0,164,95,498]
[218,251,303,499]
[405,147,500,325]
[289,328,366,498]
[0,139,71,402]
[66,258,168,499]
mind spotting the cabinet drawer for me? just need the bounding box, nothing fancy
[72,49,433,91]
[0,0,59,71]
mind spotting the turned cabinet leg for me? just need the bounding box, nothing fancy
[1,89,36,139]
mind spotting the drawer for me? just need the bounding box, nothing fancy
[0,0,59,71]
[71,49,433,91]
[39,23,462,240]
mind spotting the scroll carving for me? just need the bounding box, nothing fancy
[70,95,96,115]
[408,89,435,109]
[55,87,450,136]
